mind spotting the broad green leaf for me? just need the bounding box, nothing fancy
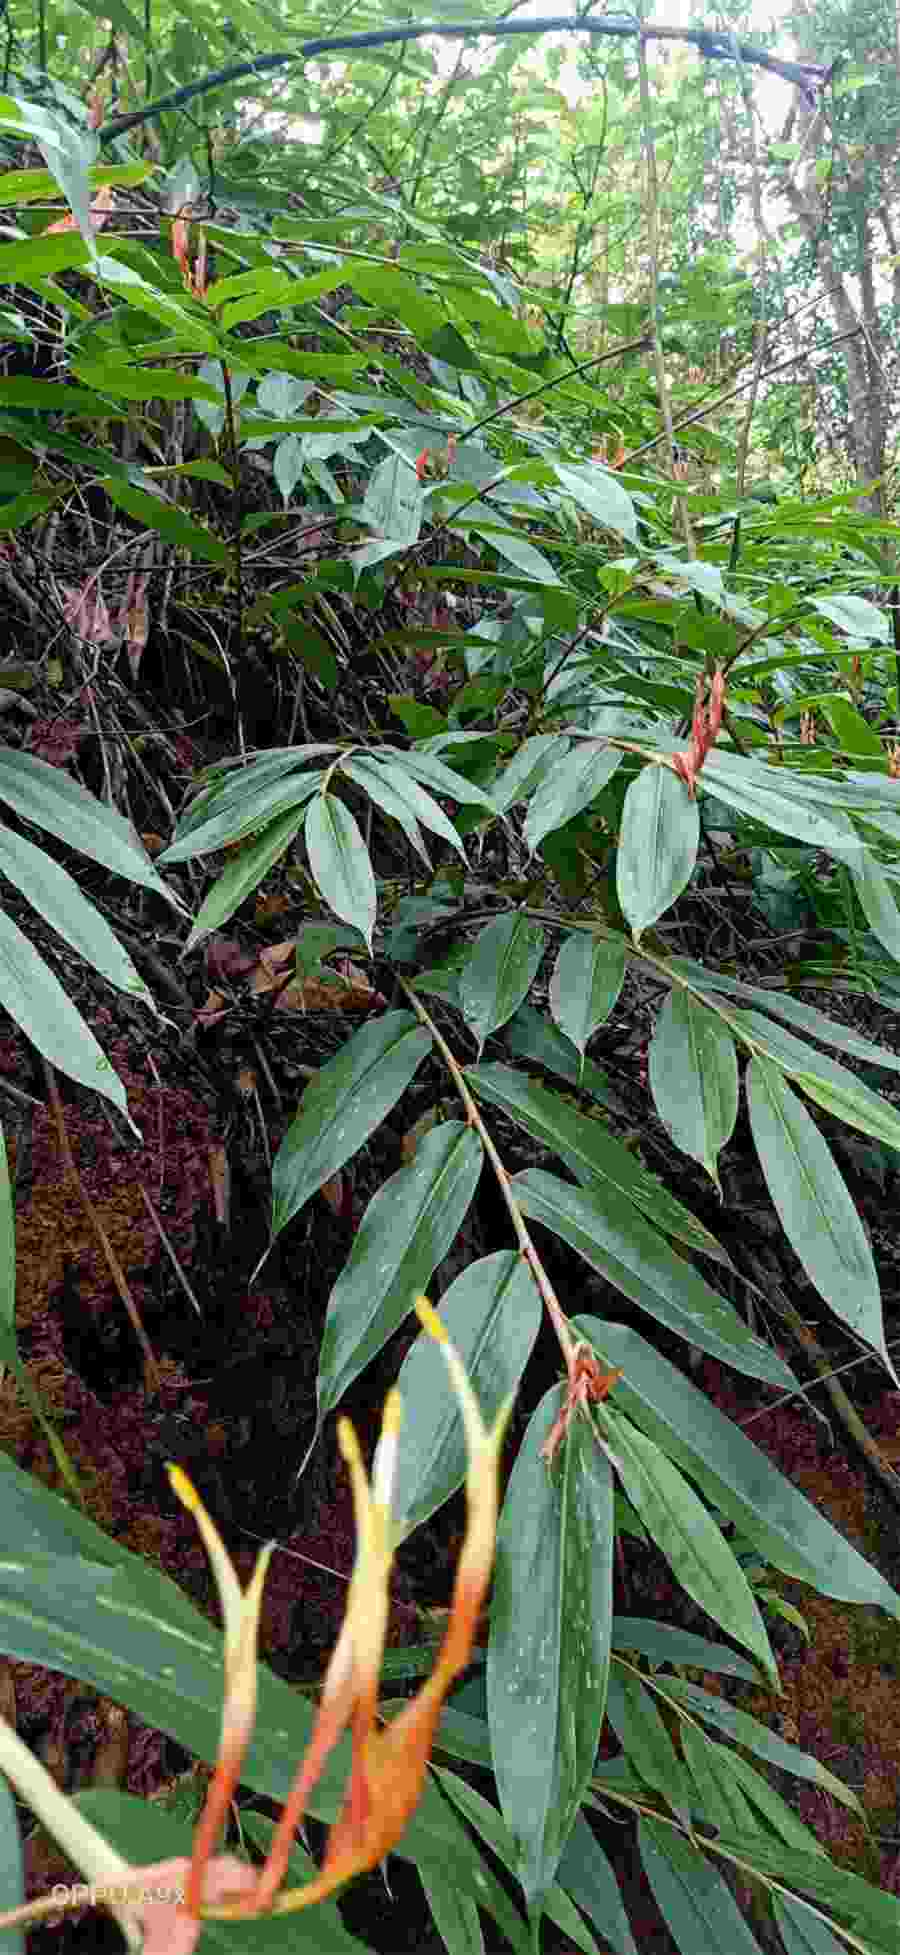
[393,1251,541,1544]
[419,1865,484,1955]
[791,1065,900,1161]
[849,850,900,963]
[0,908,126,1112]
[73,362,225,404]
[523,740,622,851]
[663,955,900,1074]
[773,1892,850,1955]
[160,756,332,860]
[702,1001,900,1153]
[511,1169,792,1387]
[0,827,154,1007]
[0,751,179,904]
[0,1772,22,1953]
[184,806,307,949]
[649,990,738,1189]
[591,1405,776,1683]
[617,764,700,936]
[710,1834,900,1953]
[699,752,865,856]
[638,1817,763,1955]
[679,1724,759,1836]
[549,933,626,1064]
[488,1388,614,1905]
[611,1621,760,1682]
[570,1318,900,1616]
[434,1771,562,1955]
[316,1122,483,1421]
[724,1752,828,1855]
[379,744,499,811]
[811,592,890,641]
[556,1812,638,1955]
[305,793,377,950]
[103,480,230,566]
[818,694,884,760]
[458,914,546,1056]
[279,616,339,692]
[345,756,468,863]
[271,1012,431,1238]
[746,1058,887,1368]
[555,463,638,544]
[492,735,570,813]
[605,1670,690,1812]
[362,453,423,545]
[660,1682,863,1814]
[469,1064,730,1264]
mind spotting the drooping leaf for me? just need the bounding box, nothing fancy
[0,751,179,904]
[458,915,546,1056]
[592,1404,776,1682]
[305,793,377,950]
[679,1723,762,1836]
[0,827,154,1008]
[699,752,866,856]
[505,1005,619,1106]
[345,755,468,863]
[662,954,900,1074]
[556,1812,638,1955]
[810,592,890,641]
[605,1670,690,1812]
[659,1682,863,1814]
[271,1012,431,1238]
[103,480,231,565]
[610,1621,760,1682]
[849,850,900,964]
[555,463,638,544]
[185,808,307,949]
[617,764,700,937]
[488,1387,614,1905]
[638,1817,763,1955]
[549,933,626,1063]
[393,1251,541,1544]
[570,1318,900,1616]
[0,908,127,1112]
[648,989,738,1189]
[511,1168,792,1387]
[316,1122,483,1421]
[773,1892,850,1955]
[0,1772,23,1954]
[746,1058,888,1369]
[418,1864,484,1955]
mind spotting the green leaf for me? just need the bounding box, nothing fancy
[468,1064,730,1265]
[488,1387,614,1905]
[660,1682,863,1814]
[271,1012,431,1238]
[0,907,126,1112]
[432,1771,553,1955]
[818,694,884,760]
[610,1621,760,1682]
[505,1005,618,1106]
[345,756,468,863]
[523,740,622,851]
[592,1406,776,1683]
[160,754,332,860]
[72,362,225,404]
[710,1834,900,1953]
[849,850,900,963]
[746,1058,888,1368]
[458,914,546,1056]
[362,453,423,545]
[184,806,307,950]
[103,480,230,566]
[700,753,865,856]
[0,1775,23,1955]
[0,751,179,905]
[0,827,154,1008]
[316,1122,483,1421]
[419,1864,485,1955]
[380,744,499,811]
[570,1318,900,1616]
[724,1752,827,1855]
[279,615,339,692]
[679,1723,761,1835]
[492,735,570,814]
[555,463,638,544]
[702,1000,900,1154]
[638,1817,763,1955]
[811,592,890,641]
[393,1250,541,1544]
[773,1892,849,1955]
[663,956,900,1075]
[305,793,377,950]
[556,1812,638,1955]
[649,990,738,1190]
[605,1669,690,1812]
[512,1169,792,1387]
[547,934,625,1073]
[617,764,700,937]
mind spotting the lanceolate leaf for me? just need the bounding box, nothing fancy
[604,1670,690,1813]
[393,1251,541,1543]
[556,1813,638,1955]
[523,740,622,851]
[103,480,230,565]
[469,1064,730,1265]
[0,908,127,1112]
[679,1725,759,1837]
[0,1771,23,1954]
[660,1683,863,1814]
[773,1892,850,1955]
[708,1002,900,1153]
[550,933,626,1064]
[591,1405,776,1682]
[345,754,468,862]
[662,955,900,1074]
[699,751,866,856]
[305,792,377,950]
[511,1169,793,1387]
[316,1122,483,1421]
[649,990,738,1189]
[849,849,900,964]
[570,1318,900,1617]
[0,751,179,905]
[617,764,700,937]
[185,806,307,949]
[271,1012,431,1238]
[488,1387,614,1906]
[418,1865,484,1955]
[638,1818,763,1955]
[459,915,546,1056]
[0,827,153,1008]
[746,1058,888,1369]
[610,1621,760,1682]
